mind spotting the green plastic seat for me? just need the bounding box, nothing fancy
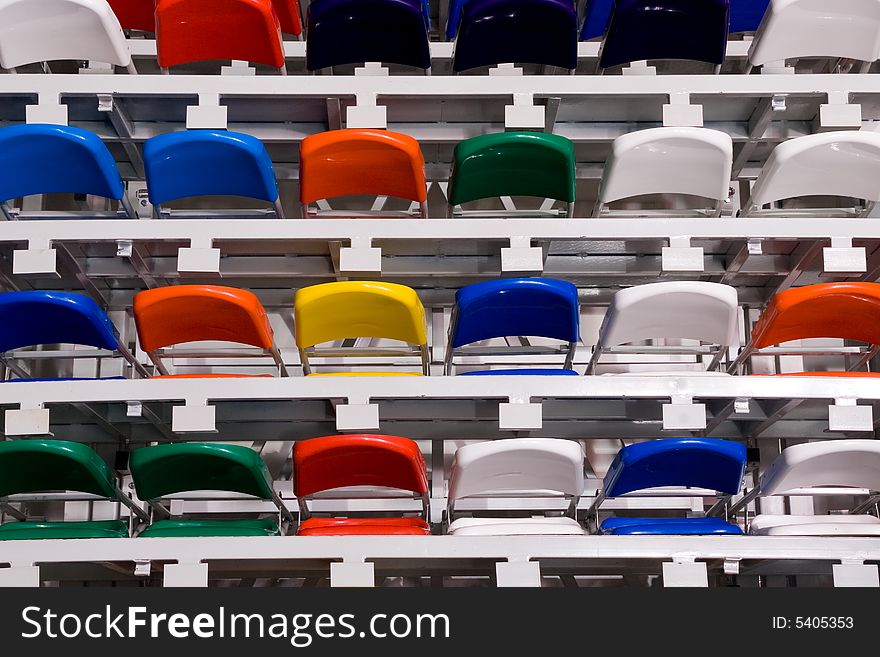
[129,442,275,501]
[138,518,280,538]
[0,439,118,499]
[448,132,577,207]
[0,520,128,541]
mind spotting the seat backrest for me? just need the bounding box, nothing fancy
[599,127,733,205]
[306,0,430,70]
[299,129,427,205]
[748,131,880,208]
[293,434,428,497]
[130,443,274,500]
[155,0,284,68]
[271,0,303,35]
[452,0,578,72]
[449,132,576,206]
[750,282,880,349]
[730,0,770,32]
[748,0,880,66]
[294,282,427,348]
[0,124,124,203]
[107,0,156,32]
[0,0,131,68]
[580,0,614,40]
[597,281,739,348]
[603,438,747,496]
[759,440,880,495]
[0,439,117,498]
[0,291,119,352]
[599,0,730,68]
[451,278,580,347]
[448,439,585,502]
[133,285,275,352]
[143,131,279,205]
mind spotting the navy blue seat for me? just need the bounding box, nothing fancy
[306,0,431,71]
[581,0,763,41]
[143,130,283,217]
[595,438,746,536]
[598,0,730,70]
[452,0,578,72]
[445,278,580,375]
[0,291,144,380]
[0,124,131,218]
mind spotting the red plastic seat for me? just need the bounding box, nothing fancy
[108,0,156,32]
[271,0,302,35]
[293,434,429,536]
[155,0,285,69]
[297,517,430,536]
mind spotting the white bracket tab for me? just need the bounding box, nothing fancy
[178,238,221,275]
[336,402,381,432]
[354,61,389,76]
[498,399,543,431]
[5,405,51,436]
[504,93,544,129]
[13,247,58,276]
[723,558,741,575]
[0,565,41,587]
[346,93,387,129]
[163,562,208,587]
[747,238,764,255]
[662,560,708,587]
[172,402,217,433]
[622,60,656,76]
[339,237,382,274]
[832,562,880,587]
[662,397,707,431]
[126,401,143,417]
[501,237,544,273]
[734,398,750,414]
[186,93,228,130]
[489,62,524,76]
[220,60,256,76]
[828,399,873,432]
[496,560,541,587]
[662,93,704,127]
[26,96,68,125]
[331,561,375,587]
[80,61,115,75]
[819,92,862,130]
[133,560,152,577]
[823,237,867,274]
[662,237,704,272]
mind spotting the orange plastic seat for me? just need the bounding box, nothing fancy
[299,129,428,217]
[293,434,429,536]
[108,0,156,32]
[297,517,431,536]
[155,0,286,70]
[271,0,302,35]
[133,285,287,376]
[730,282,880,374]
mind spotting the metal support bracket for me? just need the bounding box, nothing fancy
[339,237,382,274]
[178,238,221,275]
[172,400,217,433]
[501,236,544,273]
[496,559,541,587]
[5,402,51,436]
[186,93,228,130]
[823,237,867,274]
[330,561,375,587]
[662,92,704,127]
[662,237,704,272]
[347,92,387,129]
[504,93,545,130]
[662,395,707,431]
[828,398,873,432]
[336,397,381,432]
[498,397,543,431]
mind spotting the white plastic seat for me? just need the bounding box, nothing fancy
[594,127,733,217]
[587,281,740,374]
[733,440,880,536]
[749,514,880,536]
[743,131,880,217]
[748,0,880,69]
[447,517,585,536]
[447,438,585,536]
[0,0,133,71]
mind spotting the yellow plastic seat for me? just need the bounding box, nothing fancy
[294,282,428,375]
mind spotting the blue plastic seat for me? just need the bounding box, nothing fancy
[0,124,125,206]
[143,130,282,215]
[600,517,743,535]
[598,0,730,69]
[581,0,763,41]
[596,438,746,536]
[452,0,578,72]
[306,0,431,71]
[446,278,580,375]
[0,291,119,353]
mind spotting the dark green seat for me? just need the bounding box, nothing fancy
[130,443,284,538]
[0,520,128,541]
[448,132,577,210]
[0,440,134,540]
[138,518,280,538]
